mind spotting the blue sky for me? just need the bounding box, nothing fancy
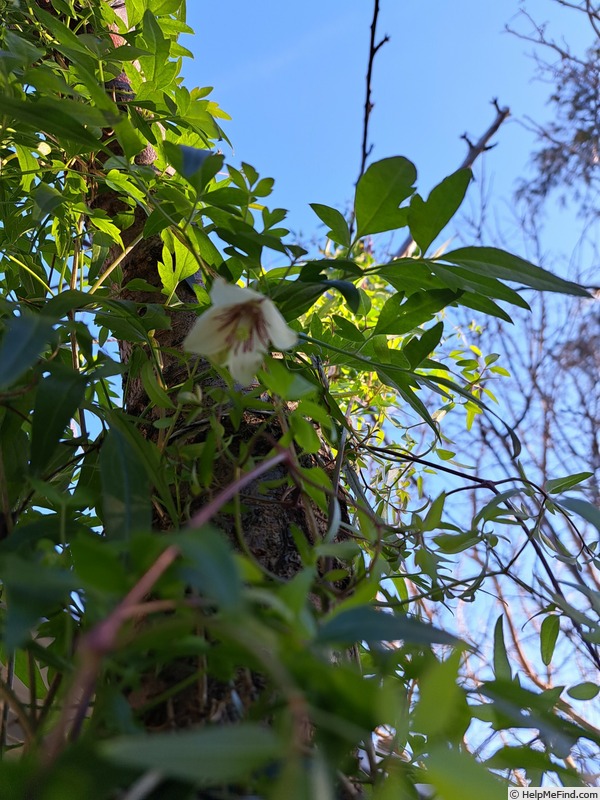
[181,1,594,261]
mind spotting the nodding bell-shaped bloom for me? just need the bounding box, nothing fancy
[183,277,297,385]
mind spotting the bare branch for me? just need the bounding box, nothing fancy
[358,0,390,183]
[393,101,510,258]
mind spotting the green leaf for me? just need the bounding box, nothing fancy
[0,95,106,151]
[316,606,459,646]
[29,365,87,476]
[408,168,472,253]
[2,30,45,68]
[104,411,178,524]
[354,157,416,237]
[441,247,590,296]
[545,472,593,494]
[0,313,54,390]
[158,236,199,298]
[422,492,445,531]
[34,183,66,216]
[457,291,514,323]
[150,0,183,13]
[309,203,351,247]
[376,367,439,434]
[163,142,222,192]
[493,615,512,681]
[270,280,352,320]
[14,144,38,192]
[70,536,129,596]
[100,725,283,785]
[486,744,576,777]
[289,412,321,453]
[375,289,460,336]
[99,427,151,540]
[175,527,243,612]
[326,280,360,313]
[433,531,479,554]
[413,652,468,739]
[566,682,600,701]
[141,9,170,80]
[143,204,180,238]
[140,359,175,409]
[428,260,530,309]
[260,358,316,401]
[332,315,364,343]
[559,497,600,535]
[426,745,506,800]
[403,321,444,369]
[1,554,76,650]
[540,615,560,666]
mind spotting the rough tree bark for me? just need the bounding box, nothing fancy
[90,0,351,733]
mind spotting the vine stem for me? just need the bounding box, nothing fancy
[42,449,290,765]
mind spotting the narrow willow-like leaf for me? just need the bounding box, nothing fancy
[316,606,459,646]
[99,427,151,540]
[493,615,512,681]
[540,615,560,666]
[101,725,283,785]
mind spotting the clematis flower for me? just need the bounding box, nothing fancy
[183,277,297,385]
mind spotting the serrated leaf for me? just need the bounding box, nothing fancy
[354,157,416,237]
[408,168,472,253]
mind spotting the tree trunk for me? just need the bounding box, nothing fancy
[93,0,349,733]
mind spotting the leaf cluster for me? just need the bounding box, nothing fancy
[0,1,597,797]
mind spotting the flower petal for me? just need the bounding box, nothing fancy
[210,276,263,308]
[183,307,230,357]
[261,299,298,350]
[226,346,265,385]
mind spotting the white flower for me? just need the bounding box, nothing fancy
[183,277,297,385]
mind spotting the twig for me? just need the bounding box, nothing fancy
[393,100,510,258]
[358,0,390,183]
[42,449,291,765]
